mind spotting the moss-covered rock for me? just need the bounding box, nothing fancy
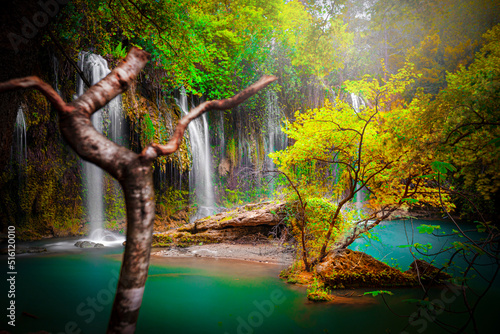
[151,201,287,247]
[316,249,451,289]
[152,231,222,247]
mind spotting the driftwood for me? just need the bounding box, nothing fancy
[0,47,277,333]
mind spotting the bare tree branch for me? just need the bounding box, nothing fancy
[71,47,150,117]
[0,46,276,333]
[0,76,72,114]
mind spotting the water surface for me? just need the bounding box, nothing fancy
[2,220,498,333]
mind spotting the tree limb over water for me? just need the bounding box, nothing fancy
[0,46,277,334]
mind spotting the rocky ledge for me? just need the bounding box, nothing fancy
[0,246,47,254]
[152,202,287,247]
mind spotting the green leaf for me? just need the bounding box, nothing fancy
[413,242,433,251]
[402,198,419,204]
[417,224,441,234]
[418,173,438,179]
[364,290,393,297]
[430,161,457,174]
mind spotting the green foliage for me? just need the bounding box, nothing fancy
[286,197,347,263]
[142,113,155,145]
[111,42,128,59]
[9,0,499,241]
[1,87,84,239]
[417,225,441,235]
[104,175,126,222]
[433,25,500,200]
[363,290,393,297]
[151,234,174,247]
[430,161,457,175]
[451,241,486,256]
[226,138,238,166]
[307,277,333,302]
[156,187,189,218]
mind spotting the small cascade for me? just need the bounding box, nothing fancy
[13,106,27,177]
[76,51,126,242]
[176,88,216,221]
[108,94,126,145]
[351,93,360,112]
[353,182,368,214]
[264,89,287,190]
[350,93,367,211]
[218,111,225,160]
[350,93,365,113]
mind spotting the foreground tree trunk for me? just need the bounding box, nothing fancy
[0,47,277,333]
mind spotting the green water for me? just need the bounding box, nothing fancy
[2,220,499,333]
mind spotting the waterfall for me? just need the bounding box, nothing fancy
[355,186,366,210]
[176,88,216,221]
[350,93,365,113]
[350,93,367,212]
[109,93,126,145]
[13,106,27,176]
[351,93,360,112]
[76,51,126,241]
[264,89,287,191]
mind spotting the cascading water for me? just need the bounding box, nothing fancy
[351,92,360,112]
[350,93,367,211]
[264,89,287,191]
[176,88,216,221]
[13,106,27,178]
[355,185,366,210]
[76,51,126,244]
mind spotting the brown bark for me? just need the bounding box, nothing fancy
[0,47,277,333]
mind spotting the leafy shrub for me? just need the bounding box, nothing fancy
[307,277,333,302]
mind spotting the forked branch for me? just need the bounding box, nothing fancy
[0,46,277,334]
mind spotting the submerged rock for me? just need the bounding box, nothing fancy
[152,202,287,247]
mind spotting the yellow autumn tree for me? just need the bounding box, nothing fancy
[271,61,454,265]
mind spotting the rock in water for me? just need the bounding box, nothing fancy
[80,241,94,248]
[74,240,105,248]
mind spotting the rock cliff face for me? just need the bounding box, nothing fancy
[152,202,287,247]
